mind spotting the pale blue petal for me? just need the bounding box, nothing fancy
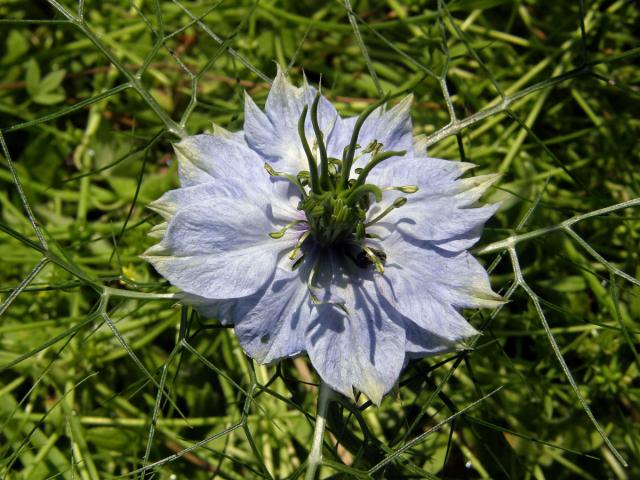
[306,282,406,405]
[147,222,167,240]
[301,76,339,135]
[182,294,242,326]
[376,231,502,330]
[358,94,414,160]
[211,122,246,143]
[265,66,305,133]
[181,258,311,362]
[233,262,311,363]
[325,115,356,159]
[402,317,469,358]
[326,95,414,169]
[303,252,406,404]
[379,174,500,249]
[174,134,268,187]
[244,66,339,174]
[413,133,428,155]
[269,179,307,224]
[148,179,269,220]
[367,155,475,190]
[143,195,291,299]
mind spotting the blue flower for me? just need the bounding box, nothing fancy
[143,67,502,405]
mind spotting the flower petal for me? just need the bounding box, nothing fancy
[143,194,289,299]
[368,155,475,190]
[174,134,268,187]
[304,253,405,404]
[233,262,312,363]
[326,95,414,169]
[182,294,242,326]
[359,94,414,158]
[244,66,339,174]
[376,231,502,338]
[377,174,500,249]
[148,179,269,220]
[306,283,406,405]
[402,315,471,358]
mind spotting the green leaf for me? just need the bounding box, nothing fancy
[85,427,139,451]
[25,58,41,96]
[32,92,66,105]
[39,69,67,93]
[4,30,29,64]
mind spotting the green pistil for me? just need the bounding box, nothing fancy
[354,150,406,187]
[273,95,418,269]
[344,184,382,205]
[298,105,320,193]
[310,93,330,191]
[339,94,389,191]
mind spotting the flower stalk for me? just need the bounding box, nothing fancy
[305,381,333,480]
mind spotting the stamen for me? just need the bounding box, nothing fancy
[264,163,307,197]
[298,105,320,193]
[291,255,305,270]
[289,230,311,260]
[362,140,383,154]
[269,220,304,239]
[340,94,389,190]
[306,261,320,304]
[365,197,408,226]
[310,93,330,191]
[360,245,385,273]
[383,185,419,193]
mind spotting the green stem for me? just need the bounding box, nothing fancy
[475,197,640,255]
[305,381,332,480]
[45,0,186,139]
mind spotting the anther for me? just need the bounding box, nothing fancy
[264,163,307,197]
[289,230,311,260]
[365,196,408,226]
[269,220,304,239]
[383,185,419,194]
[359,245,386,273]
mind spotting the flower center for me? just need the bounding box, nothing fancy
[266,93,418,272]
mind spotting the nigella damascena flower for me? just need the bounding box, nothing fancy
[143,67,503,405]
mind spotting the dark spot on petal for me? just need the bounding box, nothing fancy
[260,334,270,344]
[355,248,387,269]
